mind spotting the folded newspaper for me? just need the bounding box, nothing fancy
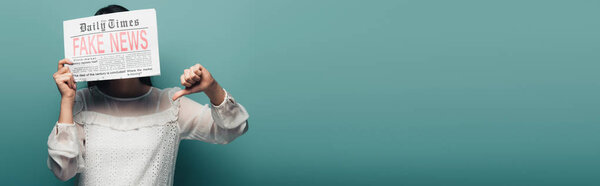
[63,9,160,82]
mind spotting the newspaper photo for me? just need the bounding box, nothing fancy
[63,9,160,82]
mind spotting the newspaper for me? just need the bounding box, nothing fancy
[63,9,160,82]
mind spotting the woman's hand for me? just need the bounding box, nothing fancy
[53,59,76,99]
[54,59,77,124]
[172,64,225,105]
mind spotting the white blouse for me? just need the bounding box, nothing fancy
[47,86,249,185]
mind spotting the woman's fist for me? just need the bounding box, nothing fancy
[53,59,76,99]
[172,64,223,103]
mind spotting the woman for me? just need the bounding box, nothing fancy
[47,5,249,185]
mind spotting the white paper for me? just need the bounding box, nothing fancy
[63,9,160,82]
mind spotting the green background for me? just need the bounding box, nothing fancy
[1,0,599,185]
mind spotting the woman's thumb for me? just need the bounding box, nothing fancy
[172,89,190,101]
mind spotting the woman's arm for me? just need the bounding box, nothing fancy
[176,92,249,144]
[48,59,84,181]
[55,59,76,124]
[47,122,83,181]
[173,64,249,144]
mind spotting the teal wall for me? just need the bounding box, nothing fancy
[1,0,600,185]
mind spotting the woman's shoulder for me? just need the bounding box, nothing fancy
[74,87,91,101]
[75,87,90,94]
[153,86,182,99]
[154,86,182,92]
[147,87,184,110]
[72,88,91,114]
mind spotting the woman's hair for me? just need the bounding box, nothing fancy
[87,5,153,87]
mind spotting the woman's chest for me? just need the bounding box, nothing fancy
[79,123,181,184]
[82,123,180,162]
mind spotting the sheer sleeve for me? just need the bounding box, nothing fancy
[172,88,249,144]
[47,91,86,181]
